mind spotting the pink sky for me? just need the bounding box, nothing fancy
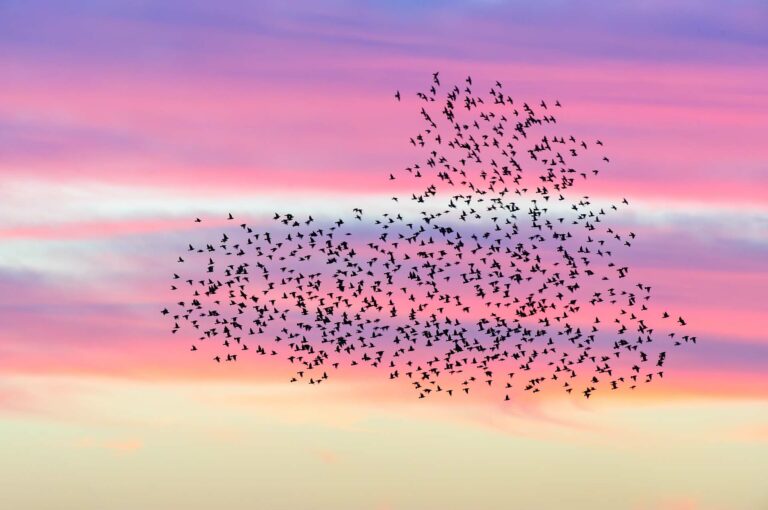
[0,1,767,508]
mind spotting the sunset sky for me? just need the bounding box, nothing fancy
[1,1,767,509]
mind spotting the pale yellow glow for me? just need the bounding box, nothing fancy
[1,375,766,510]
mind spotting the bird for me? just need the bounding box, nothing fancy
[163,72,697,402]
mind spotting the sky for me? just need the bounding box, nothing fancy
[1,1,767,509]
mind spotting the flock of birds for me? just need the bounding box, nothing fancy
[163,73,697,400]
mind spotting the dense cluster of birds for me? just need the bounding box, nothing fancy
[163,73,697,400]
